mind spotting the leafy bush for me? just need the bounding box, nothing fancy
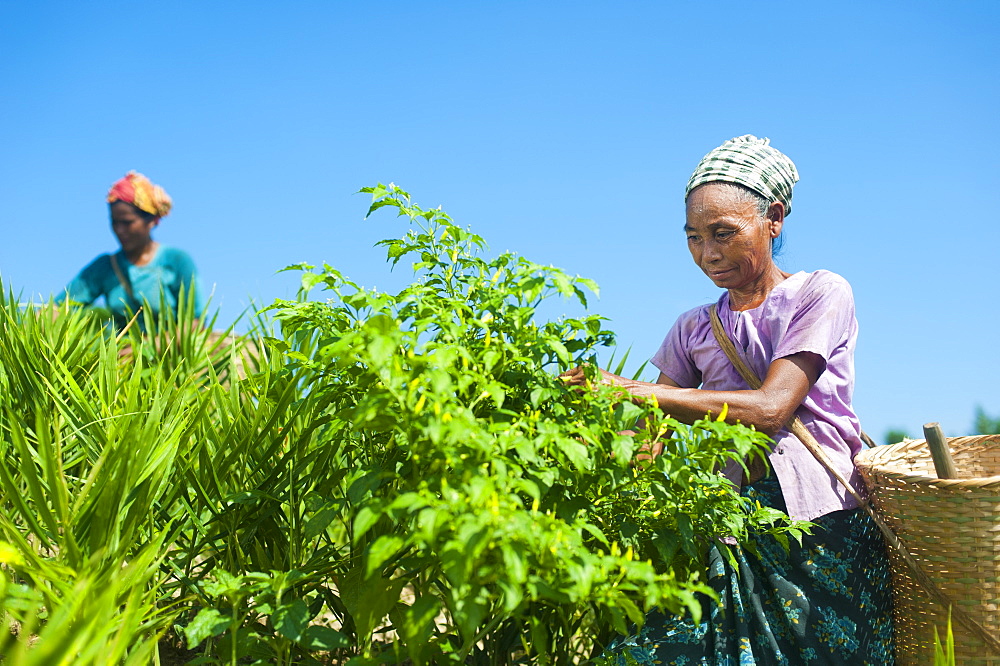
[884,428,910,445]
[974,407,1000,435]
[0,185,804,664]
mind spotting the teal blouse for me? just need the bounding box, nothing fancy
[57,245,204,330]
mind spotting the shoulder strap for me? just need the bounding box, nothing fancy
[708,304,867,504]
[109,252,136,302]
[708,303,1000,651]
[708,304,760,389]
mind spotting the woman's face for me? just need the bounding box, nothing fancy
[684,184,781,291]
[110,201,158,253]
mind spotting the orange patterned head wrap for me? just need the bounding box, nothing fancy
[107,171,172,218]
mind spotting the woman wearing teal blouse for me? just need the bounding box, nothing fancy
[58,171,204,331]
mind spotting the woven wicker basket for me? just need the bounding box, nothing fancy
[855,434,1000,665]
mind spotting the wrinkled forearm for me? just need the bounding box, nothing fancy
[611,380,785,435]
[604,355,818,436]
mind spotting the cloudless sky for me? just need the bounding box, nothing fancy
[1,1,997,440]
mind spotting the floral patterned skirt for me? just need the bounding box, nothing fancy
[599,476,895,665]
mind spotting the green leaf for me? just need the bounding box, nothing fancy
[263,336,289,353]
[582,523,610,547]
[366,535,405,576]
[304,503,340,539]
[484,382,506,409]
[339,566,407,640]
[348,471,384,503]
[614,399,645,429]
[618,596,644,627]
[272,599,310,641]
[385,492,429,515]
[561,437,591,471]
[530,386,556,407]
[353,506,382,543]
[300,271,326,292]
[408,595,441,634]
[363,313,397,335]
[610,433,635,465]
[548,339,571,366]
[299,625,351,650]
[184,608,230,649]
[552,272,574,298]
[576,276,600,297]
[278,261,314,273]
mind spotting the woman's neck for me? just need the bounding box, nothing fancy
[125,240,159,267]
[727,264,792,311]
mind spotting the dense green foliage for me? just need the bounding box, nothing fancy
[884,429,910,445]
[974,407,1000,435]
[0,185,804,664]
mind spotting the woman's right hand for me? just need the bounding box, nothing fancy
[559,365,630,389]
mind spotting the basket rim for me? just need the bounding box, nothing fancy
[855,434,1000,490]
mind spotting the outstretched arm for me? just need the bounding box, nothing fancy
[560,351,823,436]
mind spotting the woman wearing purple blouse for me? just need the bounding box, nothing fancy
[564,136,894,664]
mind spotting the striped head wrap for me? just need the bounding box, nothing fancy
[107,171,172,218]
[685,135,799,215]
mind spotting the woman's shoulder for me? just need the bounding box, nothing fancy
[154,244,191,258]
[780,269,854,303]
[154,245,198,266]
[79,251,116,274]
[674,301,715,327]
[665,301,719,346]
[767,270,857,335]
[803,269,851,288]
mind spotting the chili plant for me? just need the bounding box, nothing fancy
[248,184,805,664]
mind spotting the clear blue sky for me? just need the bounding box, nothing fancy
[1,1,997,440]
